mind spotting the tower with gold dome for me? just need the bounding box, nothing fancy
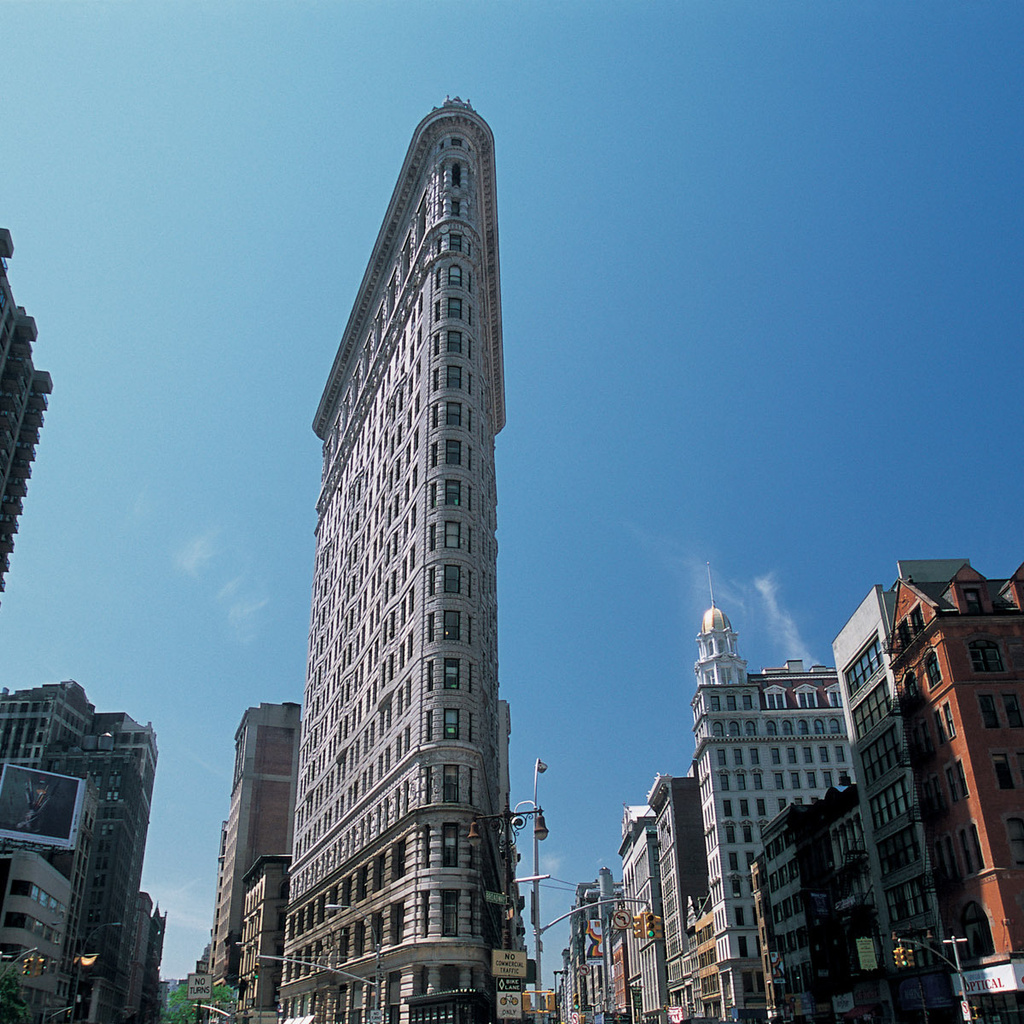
[689,602,852,1019]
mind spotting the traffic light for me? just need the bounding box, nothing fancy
[904,947,916,968]
[645,913,656,940]
[632,915,643,938]
[893,945,907,968]
[651,916,664,941]
[21,957,32,976]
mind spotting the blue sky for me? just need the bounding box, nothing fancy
[2,0,1022,983]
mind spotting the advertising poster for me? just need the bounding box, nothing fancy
[0,765,85,849]
[585,919,603,963]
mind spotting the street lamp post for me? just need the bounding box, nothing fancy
[467,802,548,951]
[70,923,122,1023]
[324,905,383,1024]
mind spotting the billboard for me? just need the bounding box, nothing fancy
[585,919,603,963]
[0,765,86,849]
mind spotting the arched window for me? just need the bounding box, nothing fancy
[745,721,757,736]
[829,718,841,734]
[782,720,794,736]
[813,720,825,735]
[729,721,741,737]
[925,652,942,689]
[713,722,724,737]
[766,721,778,736]
[962,901,995,957]
[969,640,1003,672]
[798,719,809,735]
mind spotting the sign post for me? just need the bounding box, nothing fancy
[187,974,212,1001]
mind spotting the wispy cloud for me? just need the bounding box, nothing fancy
[174,535,269,641]
[175,530,220,577]
[753,572,816,666]
[219,576,270,643]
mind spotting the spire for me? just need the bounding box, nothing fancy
[707,561,716,608]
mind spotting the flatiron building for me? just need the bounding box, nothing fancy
[282,100,509,1024]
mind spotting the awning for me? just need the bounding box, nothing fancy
[843,1005,881,1019]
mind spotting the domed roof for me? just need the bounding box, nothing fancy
[701,605,731,634]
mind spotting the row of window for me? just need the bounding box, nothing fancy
[716,744,847,768]
[433,296,473,325]
[430,364,473,393]
[710,718,843,738]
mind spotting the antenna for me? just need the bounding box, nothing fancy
[707,562,716,608]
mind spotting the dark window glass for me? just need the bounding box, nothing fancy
[445,479,461,506]
[979,695,999,728]
[445,439,461,465]
[447,365,462,389]
[446,402,462,426]
[444,565,460,594]
[444,657,460,687]
[443,611,460,641]
[443,709,459,739]
[970,640,1003,672]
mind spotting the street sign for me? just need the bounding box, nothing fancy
[369,1011,383,1024]
[610,910,631,931]
[486,890,509,906]
[962,1002,971,1022]
[497,979,522,1020]
[187,973,212,1001]
[491,950,528,978]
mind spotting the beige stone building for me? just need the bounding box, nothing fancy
[281,99,509,1024]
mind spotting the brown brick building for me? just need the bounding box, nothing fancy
[889,559,1024,1014]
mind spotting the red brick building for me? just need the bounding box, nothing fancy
[889,560,1024,1014]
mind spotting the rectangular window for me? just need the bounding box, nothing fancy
[845,636,883,696]
[943,702,957,739]
[444,709,459,739]
[957,760,969,798]
[442,824,459,866]
[994,754,1015,789]
[445,479,461,506]
[427,613,435,642]
[444,658,460,688]
[445,439,461,465]
[979,694,999,728]
[441,890,459,935]
[443,610,460,641]
[442,765,459,803]
[447,330,462,354]
[1004,694,1023,728]
[446,401,462,426]
[449,233,462,252]
[756,799,766,815]
[447,297,462,319]
[770,748,781,765]
[444,521,461,548]
[853,681,891,739]
[444,565,461,594]
[447,365,462,389]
